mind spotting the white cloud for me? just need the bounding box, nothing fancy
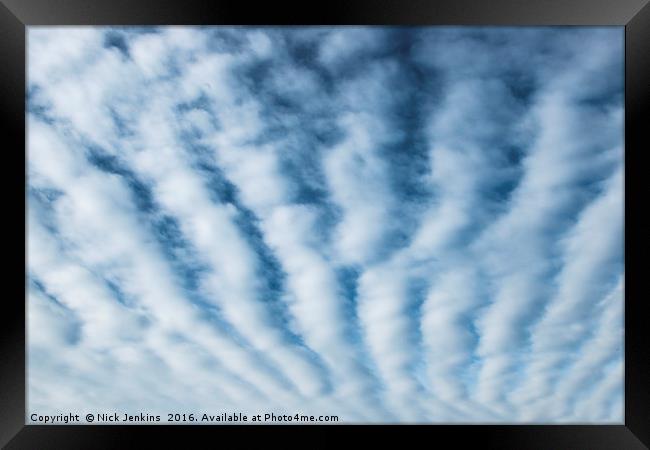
[27,26,624,423]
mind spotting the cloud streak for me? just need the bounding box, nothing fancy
[27,26,624,423]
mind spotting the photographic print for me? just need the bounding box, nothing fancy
[26,26,624,424]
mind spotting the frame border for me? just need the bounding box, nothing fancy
[2,1,648,448]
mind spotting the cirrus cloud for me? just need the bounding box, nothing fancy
[27,26,623,423]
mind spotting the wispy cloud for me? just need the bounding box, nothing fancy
[27,26,624,423]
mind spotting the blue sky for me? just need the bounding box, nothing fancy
[27,26,624,423]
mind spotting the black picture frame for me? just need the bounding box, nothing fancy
[2,0,648,448]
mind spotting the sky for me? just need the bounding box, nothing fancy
[27,26,624,423]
